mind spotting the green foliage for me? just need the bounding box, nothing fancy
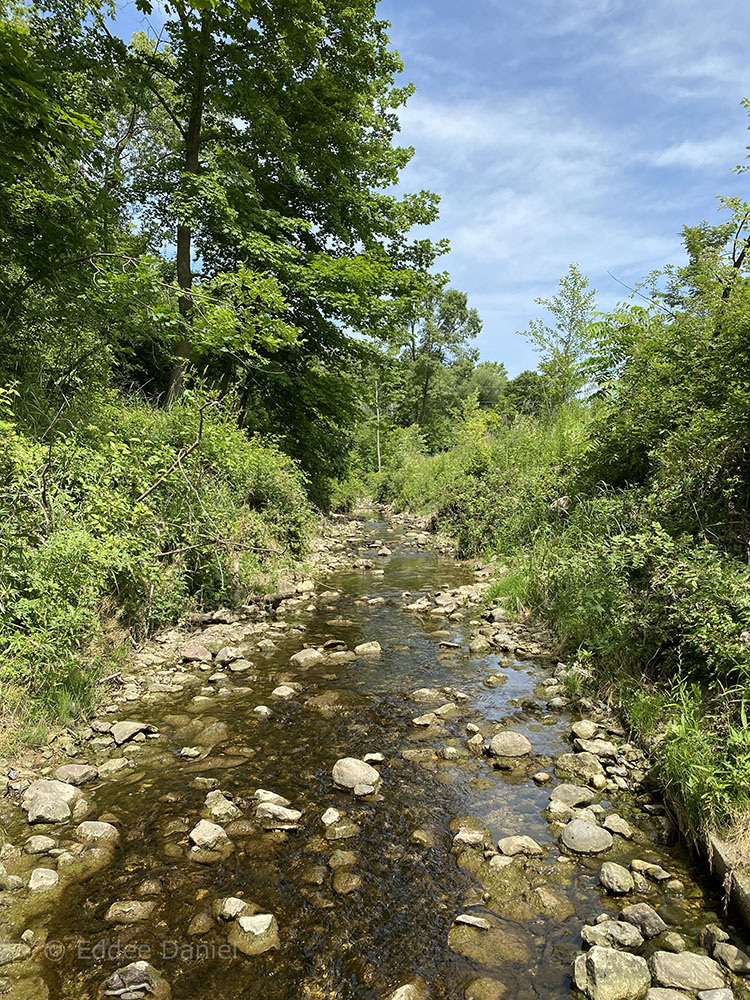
[518,263,597,405]
[0,393,313,739]
[373,204,750,836]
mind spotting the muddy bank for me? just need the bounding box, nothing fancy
[0,511,748,1000]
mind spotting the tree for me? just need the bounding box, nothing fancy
[116,0,444,403]
[504,370,549,415]
[518,263,597,404]
[395,283,482,439]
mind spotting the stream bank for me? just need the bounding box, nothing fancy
[0,511,748,1000]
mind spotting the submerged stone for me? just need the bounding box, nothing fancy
[227,913,280,956]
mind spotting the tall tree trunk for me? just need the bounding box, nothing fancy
[167,12,211,405]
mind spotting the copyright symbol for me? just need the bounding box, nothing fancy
[44,940,65,962]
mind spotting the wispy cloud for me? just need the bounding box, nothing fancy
[381,0,750,372]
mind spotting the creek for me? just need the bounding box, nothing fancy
[1,512,748,1000]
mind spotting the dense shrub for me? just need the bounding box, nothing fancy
[0,390,314,740]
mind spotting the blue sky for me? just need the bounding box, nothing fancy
[379,0,750,373]
[112,0,750,375]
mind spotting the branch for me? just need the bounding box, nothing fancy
[151,538,281,558]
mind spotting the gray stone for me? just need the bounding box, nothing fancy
[453,828,486,850]
[205,791,242,823]
[104,900,157,924]
[575,738,618,758]
[386,984,428,1000]
[0,943,31,966]
[572,720,598,740]
[489,731,532,757]
[561,819,613,854]
[574,945,650,1000]
[75,821,120,847]
[555,751,605,783]
[712,942,750,975]
[182,643,213,663]
[581,920,644,949]
[645,991,692,1000]
[550,783,595,807]
[55,763,98,786]
[189,820,230,850]
[464,978,506,1000]
[28,867,59,891]
[621,903,667,939]
[214,645,241,664]
[22,778,79,824]
[697,991,734,1000]
[255,801,302,830]
[271,685,296,699]
[332,757,380,791]
[600,862,634,894]
[213,896,249,921]
[658,932,687,953]
[354,641,381,656]
[456,913,491,930]
[227,913,280,955]
[111,720,155,745]
[497,836,542,857]
[290,647,324,667]
[649,951,726,992]
[603,813,633,839]
[98,757,133,776]
[97,961,171,1000]
[410,688,443,703]
[24,835,56,855]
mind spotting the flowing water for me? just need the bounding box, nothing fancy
[1,513,748,999]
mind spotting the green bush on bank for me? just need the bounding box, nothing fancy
[0,389,314,746]
[371,395,750,837]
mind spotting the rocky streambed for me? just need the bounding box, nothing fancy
[0,512,749,1000]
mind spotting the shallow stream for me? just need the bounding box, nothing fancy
[1,514,748,999]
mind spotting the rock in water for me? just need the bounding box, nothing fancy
[488,732,532,757]
[648,952,726,992]
[386,981,429,1000]
[600,862,634,895]
[22,779,80,824]
[496,836,542,857]
[205,791,242,823]
[561,819,613,854]
[28,868,59,892]
[290,647,324,667]
[574,945,650,1000]
[55,763,98,786]
[255,801,302,830]
[620,903,667,939]
[331,757,381,792]
[111,720,156,745]
[188,820,230,850]
[354,641,381,656]
[104,900,157,924]
[75,821,120,847]
[98,961,171,999]
[581,920,644,949]
[227,913,280,956]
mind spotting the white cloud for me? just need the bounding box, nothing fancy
[380,0,750,372]
[649,137,742,170]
